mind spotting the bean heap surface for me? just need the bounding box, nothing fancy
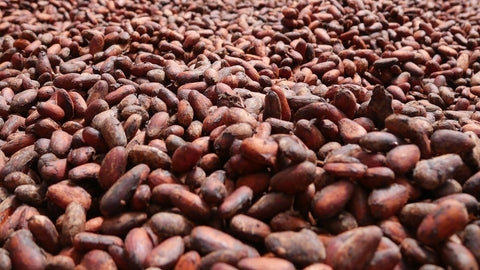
[1,0,480,269]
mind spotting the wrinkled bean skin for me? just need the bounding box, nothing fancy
[1,0,480,269]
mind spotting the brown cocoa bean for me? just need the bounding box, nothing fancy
[61,202,86,246]
[430,129,475,155]
[101,212,148,236]
[28,214,60,253]
[359,131,402,153]
[270,211,311,232]
[230,214,271,244]
[5,229,46,270]
[326,226,382,270]
[247,192,293,221]
[101,115,127,148]
[441,241,479,270]
[311,180,354,219]
[323,162,367,179]
[73,232,123,251]
[237,257,295,270]
[270,161,316,194]
[293,120,325,152]
[218,186,254,219]
[45,255,75,270]
[386,144,421,175]
[399,202,437,229]
[171,143,203,173]
[401,237,439,266]
[174,250,201,270]
[169,188,211,221]
[98,146,128,190]
[76,249,117,270]
[265,229,326,267]
[68,163,100,181]
[149,212,194,239]
[190,226,258,257]
[413,154,465,189]
[100,164,150,217]
[125,227,153,269]
[128,145,171,170]
[368,183,409,220]
[366,237,401,270]
[67,146,95,166]
[145,236,185,269]
[46,180,92,210]
[417,199,468,245]
[200,249,247,270]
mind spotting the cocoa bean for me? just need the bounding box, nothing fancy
[441,241,479,270]
[174,251,201,270]
[100,164,150,217]
[417,199,468,245]
[200,249,247,270]
[125,227,153,269]
[270,161,316,194]
[247,192,293,221]
[5,229,46,270]
[46,180,92,210]
[101,212,148,236]
[311,180,354,219]
[265,229,326,267]
[326,226,382,270]
[73,232,123,251]
[237,257,295,270]
[76,249,117,270]
[149,212,194,239]
[190,226,258,257]
[218,186,254,219]
[386,144,421,175]
[61,202,86,246]
[128,145,171,170]
[28,214,60,253]
[413,154,465,189]
[98,146,128,190]
[45,255,75,270]
[145,236,184,269]
[230,214,271,244]
[368,183,409,219]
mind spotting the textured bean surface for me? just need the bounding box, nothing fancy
[0,0,480,269]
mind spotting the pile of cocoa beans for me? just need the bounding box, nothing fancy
[1,0,480,269]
